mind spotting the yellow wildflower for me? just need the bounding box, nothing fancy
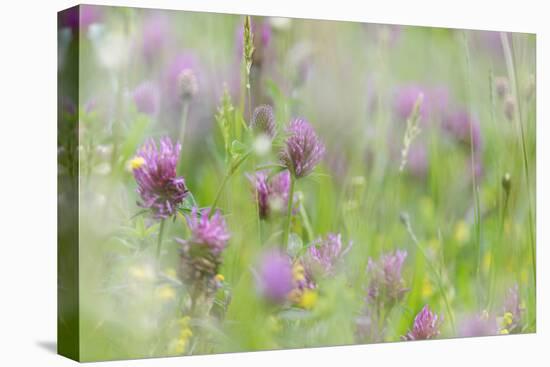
[129,156,145,170]
[156,285,176,301]
[178,316,191,327]
[298,289,318,310]
[502,312,514,326]
[165,268,177,279]
[482,252,492,273]
[128,264,154,281]
[170,316,193,355]
[422,277,434,298]
[292,262,306,283]
[454,220,470,244]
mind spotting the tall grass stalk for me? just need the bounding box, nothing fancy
[486,70,503,309]
[156,219,166,261]
[283,174,295,248]
[500,32,536,291]
[243,16,254,122]
[488,174,511,309]
[401,212,456,333]
[252,157,262,243]
[210,152,251,216]
[461,32,483,296]
[298,193,315,242]
[179,101,189,147]
[399,94,423,172]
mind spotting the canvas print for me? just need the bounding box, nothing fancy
[57,4,536,362]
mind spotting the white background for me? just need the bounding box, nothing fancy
[0,0,547,365]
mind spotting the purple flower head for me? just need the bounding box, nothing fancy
[249,171,270,218]
[247,170,290,219]
[280,118,326,178]
[366,250,409,306]
[60,5,103,32]
[403,305,443,341]
[459,312,498,337]
[163,53,200,109]
[394,85,449,123]
[132,81,159,116]
[132,137,188,219]
[270,170,291,205]
[501,284,523,333]
[185,207,230,255]
[257,250,294,303]
[307,233,352,276]
[251,105,276,138]
[141,13,172,63]
[394,85,430,121]
[176,208,230,293]
[443,109,482,152]
[80,5,103,29]
[407,143,428,178]
[257,21,272,49]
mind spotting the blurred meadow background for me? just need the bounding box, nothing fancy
[57,4,536,361]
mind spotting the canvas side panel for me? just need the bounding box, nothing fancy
[57,5,80,362]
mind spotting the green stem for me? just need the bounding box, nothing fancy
[210,173,231,215]
[283,174,295,248]
[252,156,262,243]
[501,33,536,290]
[377,304,386,341]
[189,285,200,317]
[210,152,251,216]
[177,102,189,175]
[156,219,166,261]
[255,163,287,172]
[488,189,510,309]
[259,219,265,245]
[299,198,314,242]
[486,70,500,310]
[402,214,456,333]
[247,79,252,125]
[461,33,483,286]
[239,65,246,118]
[179,101,189,146]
